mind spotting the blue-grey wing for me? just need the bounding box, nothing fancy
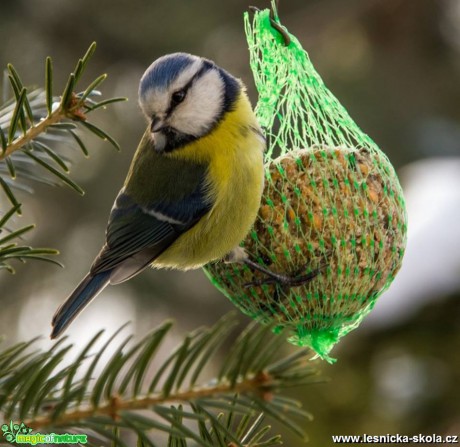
[90,186,211,283]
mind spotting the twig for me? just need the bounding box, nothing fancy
[0,98,85,162]
[26,372,272,430]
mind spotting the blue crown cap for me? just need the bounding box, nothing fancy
[139,53,197,98]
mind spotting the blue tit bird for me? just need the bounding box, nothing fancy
[50,53,267,338]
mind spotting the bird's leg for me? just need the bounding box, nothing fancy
[242,258,324,288]
[224,247,326,289]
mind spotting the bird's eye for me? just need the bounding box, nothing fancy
[171,89,186,105]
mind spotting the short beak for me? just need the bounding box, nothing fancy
[151,116,166,133]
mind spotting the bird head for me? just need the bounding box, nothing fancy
[138,53,240,153]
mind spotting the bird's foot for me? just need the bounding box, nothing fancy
[242,257,327,289]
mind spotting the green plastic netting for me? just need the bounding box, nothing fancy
[204,6,407,363]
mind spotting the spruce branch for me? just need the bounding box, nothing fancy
[0,204,61,273]
[0,42,126,272]
[1,98,65,161]
[0,42,126,201]
[0,314,320,446]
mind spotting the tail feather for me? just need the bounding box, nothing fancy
[51,271,112,339]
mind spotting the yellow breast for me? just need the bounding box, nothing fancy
[154,91,265,270]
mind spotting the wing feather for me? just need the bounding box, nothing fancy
[90,182,211,282]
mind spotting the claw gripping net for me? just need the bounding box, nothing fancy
[204,6,407,362]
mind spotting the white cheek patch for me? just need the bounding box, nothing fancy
[169,70,224,136]
[139,58,202,120]
[139,89,169,119]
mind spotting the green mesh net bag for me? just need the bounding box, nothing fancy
[204,6,407,363]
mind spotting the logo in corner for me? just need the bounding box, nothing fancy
[2,421,32,442]
[1,421,87,445]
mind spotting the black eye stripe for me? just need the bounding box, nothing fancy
[166,62,212,116]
